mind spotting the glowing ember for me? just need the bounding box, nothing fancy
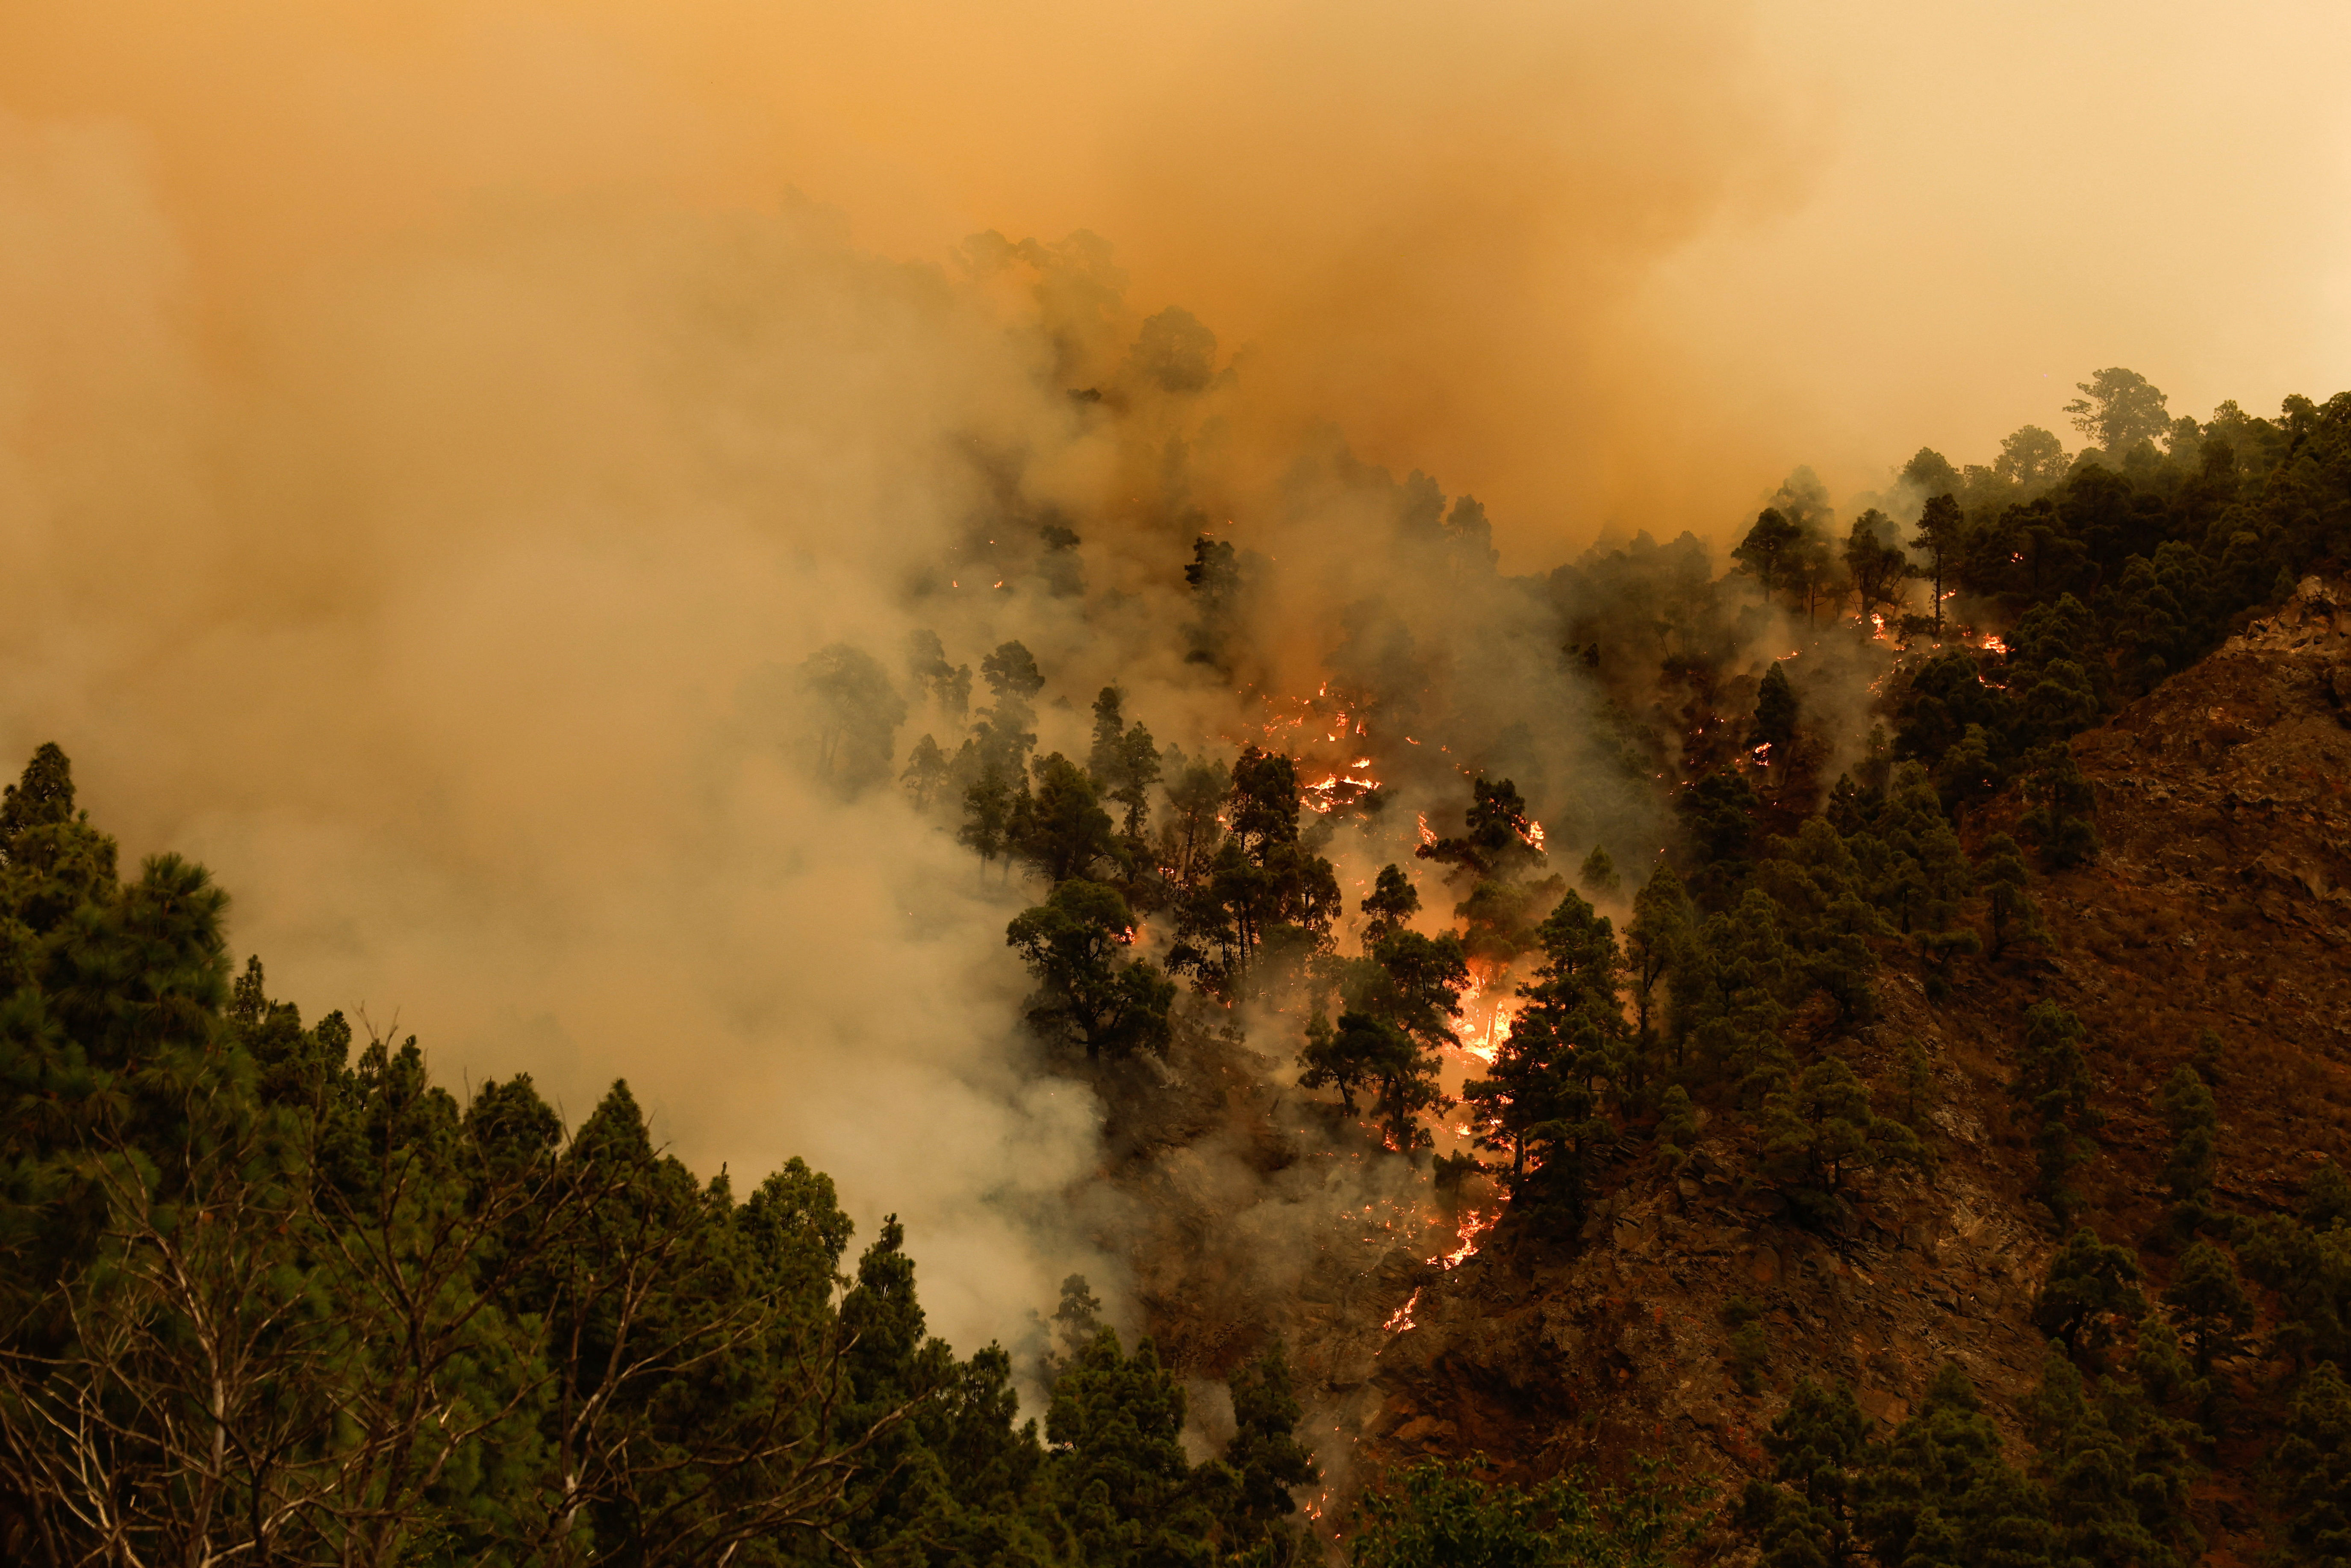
[1383,1288,1422,1333]
[1240,685,1384,812]
[1440,1209,1497,1268]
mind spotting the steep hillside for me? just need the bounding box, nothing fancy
[1111,578,2351,1558]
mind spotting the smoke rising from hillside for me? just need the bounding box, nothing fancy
[2,0,2348,1353]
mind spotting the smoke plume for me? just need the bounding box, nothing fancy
[1,0,2346,1354]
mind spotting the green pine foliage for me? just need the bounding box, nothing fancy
[1754,1054,1924,1225]
[2163,1241,2254,1377]
[1006,880,1177,1061]
[2023,1352,2201,1568]
[2011,1002,2102,1225]
[1461,890,1622,1213]
[0,744,1341,1568]
[1167,745,1342,1002]
[1975,833,2042,961]
[1415,777,1564,969]
[2154,1066,2220,1241]
[1741,1376,1870,1567]
[1355,1456,1704,1568]
[2277,1360,2351,1568]
[2031,1229,2146,1359]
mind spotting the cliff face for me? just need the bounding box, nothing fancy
[1101,580,2351,1554]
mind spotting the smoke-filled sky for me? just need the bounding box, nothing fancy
[3,0,2348,1350]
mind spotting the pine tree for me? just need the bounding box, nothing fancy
[2021,744,2101,870]
[1677,766,1762,909]
[1208,1341,1319,1555]
[1756,1055,1924,1225]
[961,766,1016,873]
[1752,662,1799,774]
[1170,747,1340,1000]
[2012,1002,2101,1225]
[1046,1328,1214,1567]
[1087,686,1164,841]
[1977,833,2042,960]
[1736,507,1806,603]
[1857,1363,2047,1568]
[1755,817,1888,1024]
[2023,1351,2199,1568]
[1674,892,1798,1105]
[1722,1295,1771,1396]
[796,643,909,797]
[2032,1228,2145,1359]
[2278,1359,2351,1568]
[2164,1241,2252,1376]
[1844,510,1910,625]
[1304,911,1467,1152]
[902,733,950,809]
[1013,753,1123,884]
[1006,880,1176,1060]
[1743,1377,1871,1568]
[2155,1065,2219,1240]
[1623,865,1693,1052]
[1909,494,1967,637]
[1463,891,1621,1210]
[1356,1457,1700,1568]
[1416,776,1560,968]
[1361,863,1420,942]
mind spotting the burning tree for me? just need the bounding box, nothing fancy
[1461,890,1624,1217]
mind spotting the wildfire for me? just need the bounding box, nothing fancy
[1461,1003,1510,1066]
[1523,819,1546,852]
[1249,683,1383,813]
[1978,632,2009,655]
[1440,1209,1497,1269]
[1302,771,1380,814]
[1417,811,1436,847]
[1383,1288,1422,1334]
[1450,973,1514,1067]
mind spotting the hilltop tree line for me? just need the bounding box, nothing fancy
[898,374,2351,1563]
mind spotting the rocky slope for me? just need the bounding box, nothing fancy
[1104,578,2351,1558]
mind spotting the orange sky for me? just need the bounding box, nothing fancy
[6,1,2345,561]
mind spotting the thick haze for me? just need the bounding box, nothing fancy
[2,0,2348,1350]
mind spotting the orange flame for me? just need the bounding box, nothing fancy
[1440,1209,1497,1269]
